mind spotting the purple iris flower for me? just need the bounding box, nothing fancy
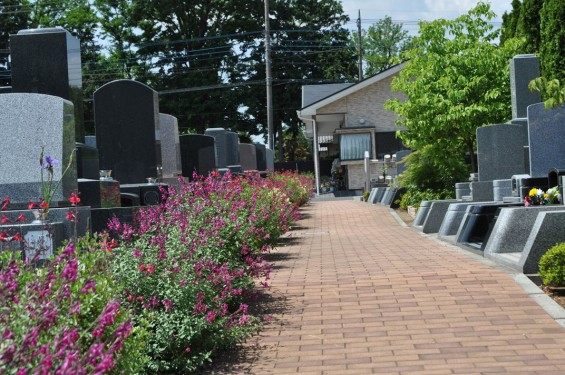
[41,155,60,170]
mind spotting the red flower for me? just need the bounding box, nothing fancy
[1,197,10,211]
[0,232,8,242]
[69,193,81,206]
[16,214,26,222]
[11,233,23,242]
[1,214,10,224]
[28,201,39,210]
[39,200,49,210]
[66,211,77,222]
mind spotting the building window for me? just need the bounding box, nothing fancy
[340,133,372,161]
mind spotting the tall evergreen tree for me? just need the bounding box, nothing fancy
[540,0,565,82]
[500,0,522,45]
[516,0,544,53]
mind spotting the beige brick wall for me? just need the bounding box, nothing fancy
[316,73,405,132]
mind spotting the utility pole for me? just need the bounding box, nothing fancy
[357,9,363,81]
[265,0,274,150]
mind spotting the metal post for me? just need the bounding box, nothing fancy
[265,0,274,150]
[364,150,370,192]
[357,10,363,82]
[312,120,321,195]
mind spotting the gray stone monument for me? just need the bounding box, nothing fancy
[395,150,411,176]
[159,113,182,179]
[527,103,565,177]
[477,124,528,181]
[225,131,240,166]
[94,80,160,184]
[10,28,85,142]
[266,148,275,171]
[510,54,541,119]
[239,143,257,171]
[0,93,77,204]
[204,128,229,168]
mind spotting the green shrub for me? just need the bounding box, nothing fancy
[539,242,565,287]
[362,192,370,202]
[397,188,453,211]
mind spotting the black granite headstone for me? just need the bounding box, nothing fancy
[226,131,240,166]
[255,143,267,171]
[75,142,99,179]
[10,28,84,142]
[94,80,159,184]
[179,134,216,180]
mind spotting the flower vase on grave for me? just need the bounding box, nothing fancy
[31,208,49,224]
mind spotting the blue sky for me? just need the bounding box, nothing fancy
[340,0,512,34]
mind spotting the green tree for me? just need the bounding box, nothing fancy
[500,0,522,45]
[241,0,356,159]
[540,0,565,82]
[385,2,522,176]
[516,0,544,53]
[362,16,413,76]
[0,0,31,86]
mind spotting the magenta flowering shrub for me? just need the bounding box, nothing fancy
[265,170,314,207]
[0,236,148,375]
[108,171,308,372]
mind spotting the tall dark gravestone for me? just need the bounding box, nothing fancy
[527,103,565,177]
[94,80,160,184]
[10,28,85,142]
[179,134,216,180]
[204,128,228,168]
[255,143,267,171]
[509,54,541,119]
[225,131,240,166]
[476,124,528,181]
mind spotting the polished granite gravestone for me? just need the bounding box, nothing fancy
[455,183,471,200]
[0,93,76,204]
[438,201,494,239]
[75,142,99,180]
[395,150,411,176]
[159,114,182,179]
[10,28,85,142]
[493,179,512,202]
[485,207,565,273]
[510,54,542,119]
[255,144,267,171]
[0,206,90,245]
[420,199,460,234]
[413,201,433,228]
[225,131,240,166]
[477,124,528,182]
[266,148,275,171]
[179,134,216,179]
[469,181,494,201]
[94,80,160,184]
[527,103,565,177]
[483,205,565,256]
[204,128,229,168]
[367,188,378,203]
[239,143,257,171]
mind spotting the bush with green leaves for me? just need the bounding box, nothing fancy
[0,235,149,375]
[539,242,565,287]
[107,171,309,373]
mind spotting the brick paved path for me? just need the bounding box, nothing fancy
[209,200,565,374]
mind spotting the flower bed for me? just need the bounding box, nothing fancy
[1,171,313,374]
